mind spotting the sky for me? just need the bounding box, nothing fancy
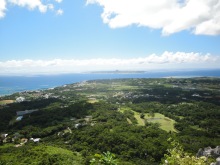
[0,0,220,75]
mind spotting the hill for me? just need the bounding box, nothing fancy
[0,77,220,164]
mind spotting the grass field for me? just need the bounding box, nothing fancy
[87,99,99,103]
[126,118,132,124]
[145,113,177,132]
[119,107,146,126]
[119,107,177,132]
[0,100,14,105]
[134,113,145,126]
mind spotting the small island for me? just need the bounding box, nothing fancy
[88,70,147,74]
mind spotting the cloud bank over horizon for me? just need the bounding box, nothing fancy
[87,0,220,36]
[0,52,219,75]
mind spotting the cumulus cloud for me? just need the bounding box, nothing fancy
[0,0,63,18]
[0,0,6,18]
[8,0,50,13]
[56,9,63,15]
[0,52,219,75]
[48,4,54,10]
[55,0,62,3]
[86,0,220,35]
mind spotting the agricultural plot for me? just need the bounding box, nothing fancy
[0,100,14,105]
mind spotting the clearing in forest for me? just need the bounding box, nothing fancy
[119,107,177,132]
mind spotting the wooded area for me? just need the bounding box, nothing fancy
[0,78,220,164]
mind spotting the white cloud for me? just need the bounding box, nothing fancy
[0,0,6,18]
[56,9,63,15]
[0,52,219,75]
[8,0,49,13]
[55,0,62,3]
[86,0,220,35]
[0,0,63,18]
[48,4,54,10]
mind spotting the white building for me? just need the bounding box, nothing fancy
[16,97,25,103]
[30,138,40,143]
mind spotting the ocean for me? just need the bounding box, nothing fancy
[0,69,220,96]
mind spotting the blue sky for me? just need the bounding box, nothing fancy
[0,0,220,75]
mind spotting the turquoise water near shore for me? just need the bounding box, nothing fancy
[0,69,220,96]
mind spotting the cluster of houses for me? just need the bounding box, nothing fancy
[0,134,8,143]
[73,116,94,129]
[0,133,41,147]
[14,90,61,102]
[0,115,94,147]
[112,91,154,101]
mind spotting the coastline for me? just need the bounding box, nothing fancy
[1,70,220,97]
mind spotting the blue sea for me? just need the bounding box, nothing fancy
[0,69,220,96]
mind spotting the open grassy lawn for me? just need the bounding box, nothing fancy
[0,100,14,105]
[87,99,99,103]
[145,113,177,132]
[119,107,177,132]
[119,107,145,126]
[134,113,145,126]
[126,118,132,124]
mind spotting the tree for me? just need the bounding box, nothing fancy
[161,139,209,165]
[90,151,118,165]
[140,113,145,119]
[149,112,155,118]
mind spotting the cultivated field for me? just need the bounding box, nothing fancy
[0,100,14,105]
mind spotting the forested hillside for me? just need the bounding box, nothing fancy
[0,78,220,164]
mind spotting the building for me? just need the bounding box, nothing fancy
[30,138,40,143]
[16,116,23,121]
[16,97,25,103]
[16,109,39,116]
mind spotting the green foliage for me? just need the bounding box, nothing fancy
[140,113,145,119]
[0,144,82,165]
[123,110,138,124]
[90,151,118,165]
[1,78,220,165]
[162,139,209,165]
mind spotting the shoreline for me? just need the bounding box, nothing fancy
[1,72,220,97]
